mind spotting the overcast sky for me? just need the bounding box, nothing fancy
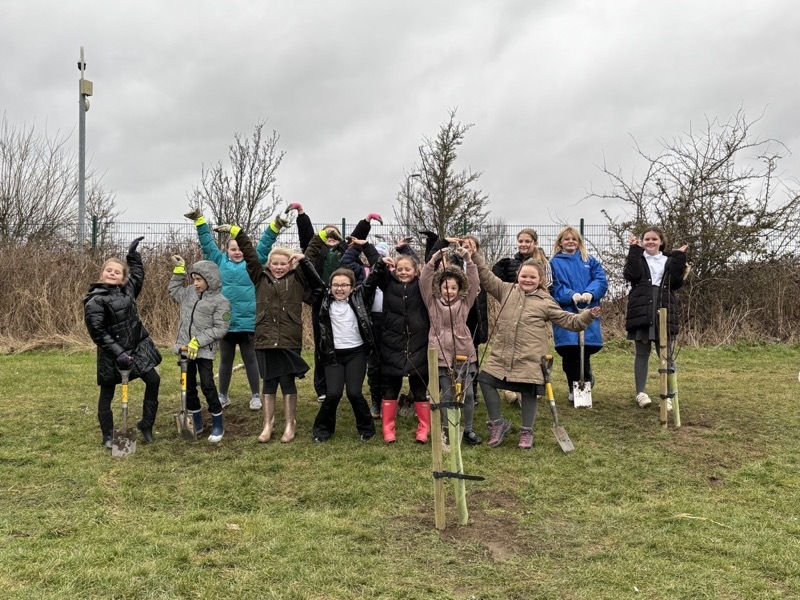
[2,0,799,228]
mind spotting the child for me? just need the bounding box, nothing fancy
[169,257,231,443]
[216,220,323,443]
[364,248,431,443]
[309,263,377,443]
[492,227,553,288]
[184,207,283,411]
[473,250,600,449]
[297,205,383,403]
[419,245,482,445]
[83,236,162,448]
[550,226,609,401]
[624,227,688,409]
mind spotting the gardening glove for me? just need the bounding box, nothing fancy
[213,224,241,238]
[184,208,205,226]
[571,292,583,305]
[286,202,303,212]
[320,227,343,243]
[116,352,133,369]
[270,215,289,233]
[127,236,145,254]
[581,292,593,304]
[367,212,383,224]
[171,255,186,275]
[187,337,200,360]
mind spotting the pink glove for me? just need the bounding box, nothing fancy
[366,212,383,224]
[287,202,303,211]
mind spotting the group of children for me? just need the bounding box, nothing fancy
[83,209,687,451]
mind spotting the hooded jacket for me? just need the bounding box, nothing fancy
[169,260,231,359]
[419,254,480,367]
[196,220,276,333]
[550,251,608,347]
[624,245,687,335]
[83,249,162,386]
[475,253,594,385]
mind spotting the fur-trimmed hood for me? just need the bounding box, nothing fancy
[431,265,470,299]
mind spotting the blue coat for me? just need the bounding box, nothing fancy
[197,222,277,333]
[550,251,608,347]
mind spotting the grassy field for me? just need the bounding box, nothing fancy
[1,342,799,599]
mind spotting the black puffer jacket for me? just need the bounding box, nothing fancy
[492,251,553,288]
[363,259,429,377]
[297,213,371,284]
[317,286,377,366]
[83,250,162,386]
[623,245,687,335]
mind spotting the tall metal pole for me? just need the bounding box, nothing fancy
[405,172,421,236]
[77,47,93,242]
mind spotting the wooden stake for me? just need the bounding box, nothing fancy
[658,308,669,428]
[428,348,446,530]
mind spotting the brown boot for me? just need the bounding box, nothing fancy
[258,394,276,443]
[280,394,297,443]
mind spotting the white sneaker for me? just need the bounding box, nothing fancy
[636,392,652,408]
[666,398,673,412]
[317,395,326,403]
[219,394,230,409]
[249,394,262,410]
[568,393,574,404]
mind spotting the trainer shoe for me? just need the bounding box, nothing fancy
[486,417,512,447]
[518,427,534,450]
[249,394,262,410]
[219,393,230,409]
[636,392,652,408]
[666,398,673,412]
[317,394,327,404]
[463,430,482,445]
[568,392,574,404]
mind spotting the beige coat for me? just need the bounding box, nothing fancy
[475,254,594,384]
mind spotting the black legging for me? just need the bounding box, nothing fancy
[97,367,160,430]
[312,346,374,439]
[555,344,601,390]
[383,372,428,402]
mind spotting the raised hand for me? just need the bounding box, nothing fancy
[128,236,145,254]
[366,212,383,224]
[184,208,203,221]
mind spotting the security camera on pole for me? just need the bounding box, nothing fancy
[77,47,93,243]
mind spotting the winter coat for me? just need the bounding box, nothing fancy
[297,213,371,285]
[419,255,480,367]
[624,245,687,336]
[550,251,609,347]
[169,260,231,359]
[317,286,377,366]
[196,220,275,333]
[363,258,429,377]
[475,253,594,385]
[238,230,324,350]
[492,251,553,288]
[83,249,162,386]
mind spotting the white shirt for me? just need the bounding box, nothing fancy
[644,252,667,286]
[330,299,363,349]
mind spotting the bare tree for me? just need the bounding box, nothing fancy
[0,115,116,244]
[189,121,284,233]
[591,110,800,285]
[395,109,490,239]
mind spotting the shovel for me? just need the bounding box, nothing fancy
[111,369,137,457]
[174,350,197,441]
[541,355,575,453]
[572,302,592,408]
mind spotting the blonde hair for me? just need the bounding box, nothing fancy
[99,258,128,283]
[553,226,588,261]
[267,247,294,264]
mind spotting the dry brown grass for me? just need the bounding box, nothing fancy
[1,242,798,353]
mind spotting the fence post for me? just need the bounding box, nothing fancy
[580,218,584,237]
[341,218,346,237]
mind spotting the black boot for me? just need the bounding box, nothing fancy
[137,420,154,444]
[138,397,159,444]
[98,410,114,449]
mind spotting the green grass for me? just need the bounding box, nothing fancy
[2,344,800,599]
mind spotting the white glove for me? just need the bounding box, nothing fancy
[581,293,593,304]
[571,293,583,305]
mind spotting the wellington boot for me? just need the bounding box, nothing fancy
[414,401,431,444]
[280,394,297,443]
[208,412,224,443]
[258,394,277,443]
[381,399,398,443]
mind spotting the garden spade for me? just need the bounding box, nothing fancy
[174,351,197,441]
[111,369,137,457]
[572,302,592,408]
[541,355,575,453]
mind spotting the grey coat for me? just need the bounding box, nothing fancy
[169,260,231,359]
